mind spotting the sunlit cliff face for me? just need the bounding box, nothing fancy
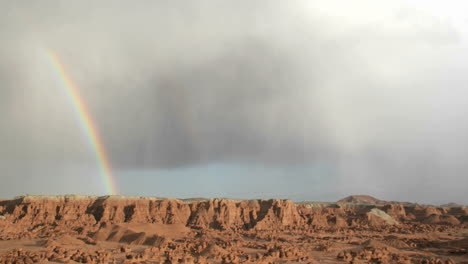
[0,1,467,204]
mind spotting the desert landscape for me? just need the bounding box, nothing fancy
[0,195,466,264]
[2,2,468,264]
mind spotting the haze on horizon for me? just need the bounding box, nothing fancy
[1,0,468,205]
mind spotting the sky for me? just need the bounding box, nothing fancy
[1,1,468,204]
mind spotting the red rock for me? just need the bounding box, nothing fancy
[0,195,466,264]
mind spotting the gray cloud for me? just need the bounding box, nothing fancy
[1,0,467,203]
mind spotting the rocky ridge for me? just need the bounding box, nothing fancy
[0,195,466,263]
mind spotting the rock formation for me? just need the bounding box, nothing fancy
[0,195,466,263]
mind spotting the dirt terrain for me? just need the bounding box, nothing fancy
[0,195,466,264]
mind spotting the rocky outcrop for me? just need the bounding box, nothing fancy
[0,195,467,264]
[0,195,466,237]
[367,208,399,226]
[0,196,306,232]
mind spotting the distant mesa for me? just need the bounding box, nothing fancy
[337,195,420,206]
[337,195,382,205]
[440,202,464,208]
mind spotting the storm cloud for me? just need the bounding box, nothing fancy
[1,1,467,203]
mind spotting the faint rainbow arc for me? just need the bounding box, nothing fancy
[47,51,118,195]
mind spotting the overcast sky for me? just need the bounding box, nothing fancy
[1,1,468,204]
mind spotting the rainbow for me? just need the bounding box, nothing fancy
[47,51,118,195]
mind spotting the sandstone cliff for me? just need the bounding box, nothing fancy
[0,195,466,234]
